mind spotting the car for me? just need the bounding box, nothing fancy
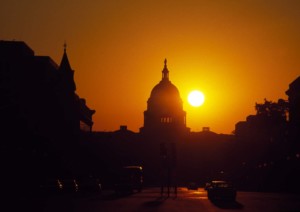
[60,178,79,193]
[206,180,237,201]
[38,178,63,196]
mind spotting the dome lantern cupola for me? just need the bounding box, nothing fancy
[162,58,169,81]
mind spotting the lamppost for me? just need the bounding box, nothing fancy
[160,141,177,198]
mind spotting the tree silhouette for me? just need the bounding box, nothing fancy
[255,98,289,123]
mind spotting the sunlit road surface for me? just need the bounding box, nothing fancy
[19,187,300,211]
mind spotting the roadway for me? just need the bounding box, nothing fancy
[13,187,300,211]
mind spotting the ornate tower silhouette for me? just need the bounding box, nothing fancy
[59,43,76,93]
[57,43,95,133]
[57,43,80,134]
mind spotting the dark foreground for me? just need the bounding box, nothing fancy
[7,187,300,212]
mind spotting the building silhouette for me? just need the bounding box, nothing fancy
[0,40,95,136]
[285,76,300,164]
[140,59,190,139]
[89,59,235,187]
[286,77,300,131]
[0,40,95,188]
[234,83,300,192]
[235,99,288,142]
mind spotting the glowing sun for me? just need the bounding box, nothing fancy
[188,90,205,107]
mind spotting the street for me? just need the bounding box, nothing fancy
[14,187,300,211]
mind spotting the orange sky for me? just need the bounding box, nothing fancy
[1,0,300,134]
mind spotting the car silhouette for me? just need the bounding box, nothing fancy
[38,178,63,196]
[60,178,79,193]
[206,180,237,201]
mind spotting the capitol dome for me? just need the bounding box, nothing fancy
[140,59,189,136]
[150,79,180,99]
[147,61,183,114]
